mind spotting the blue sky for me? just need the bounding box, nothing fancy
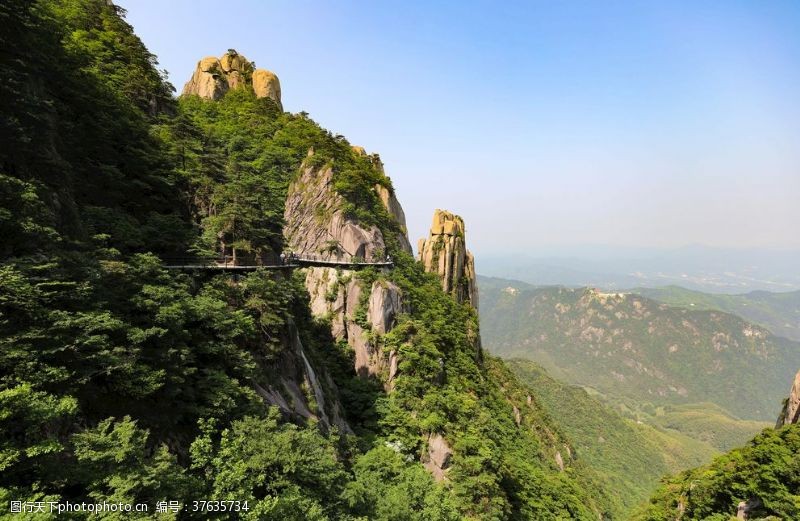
[120,0,800,254]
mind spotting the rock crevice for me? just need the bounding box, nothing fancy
[256,320,351,433]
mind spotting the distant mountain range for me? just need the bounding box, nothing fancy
[476,244,800,293]
[635,285,800,342]
[478,276,800,421]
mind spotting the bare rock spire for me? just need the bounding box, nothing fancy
[418,209,478,309]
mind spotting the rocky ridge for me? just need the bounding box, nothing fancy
[182,50,281,107]
[481,282,800,421]
[418,209,478,308]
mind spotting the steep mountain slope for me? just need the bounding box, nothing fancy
[507,359,697,516]
[644,402,768,452]
[636,285,800,342]
[635,372,800,520]
[479,278,800,421]
[633,424,800,520]
[507,359,773,518]
[0,1,613,519]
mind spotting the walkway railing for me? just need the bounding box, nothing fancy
[161,253,393,271]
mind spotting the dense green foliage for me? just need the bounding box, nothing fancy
[0,1,618,519]
[158,89,396,262]
[634,424,800,520]
[507,359,685,517]
[503,359,773,518]
[635,285,800,342]
[478,277,800,421]
[644,403,768,452]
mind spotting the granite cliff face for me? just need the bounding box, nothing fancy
[777,369,800,427]
[284,154,409,381]
[284,159,386,261]
[418,209,478,308]
[181,50,281,107]
[351,145,413,254]
[255,319,351,433]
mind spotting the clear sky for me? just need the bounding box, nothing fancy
[120,0,800,255]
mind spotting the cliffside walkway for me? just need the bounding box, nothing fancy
[162,254,393,272]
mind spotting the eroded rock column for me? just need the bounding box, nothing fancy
[418,209,478,309]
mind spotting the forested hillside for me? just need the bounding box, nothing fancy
[0,1,617,519]
[479,277,800,421]
[507,359,688,517]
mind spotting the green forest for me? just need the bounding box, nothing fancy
[2,1,799,520]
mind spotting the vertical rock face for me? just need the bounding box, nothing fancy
[284,162,386,261]
[351,145,412,253]
[375,184,412,253]
[418,209,478,308]
[305,271,403,378]
[284,158,406,380]
[254,319,352,433]
[181,50,282,107]
[777,369,800,427]
[252,69,281,101]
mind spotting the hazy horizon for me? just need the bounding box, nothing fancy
[121,0,800,252]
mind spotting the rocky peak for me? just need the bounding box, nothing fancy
[418,209,478,308]
[777,369,800,427]
[181,50,281,107]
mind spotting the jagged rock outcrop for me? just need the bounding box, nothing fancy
[375,184,412,253]
[182,50,281,107]
[422,433,453,482]
[303,267,403,379]
[285,156,407,380]
[776,369,800,427]
[418,209,478,308]
[252,69,281,101]
[284,161,386,261]
[351,145,412,253]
